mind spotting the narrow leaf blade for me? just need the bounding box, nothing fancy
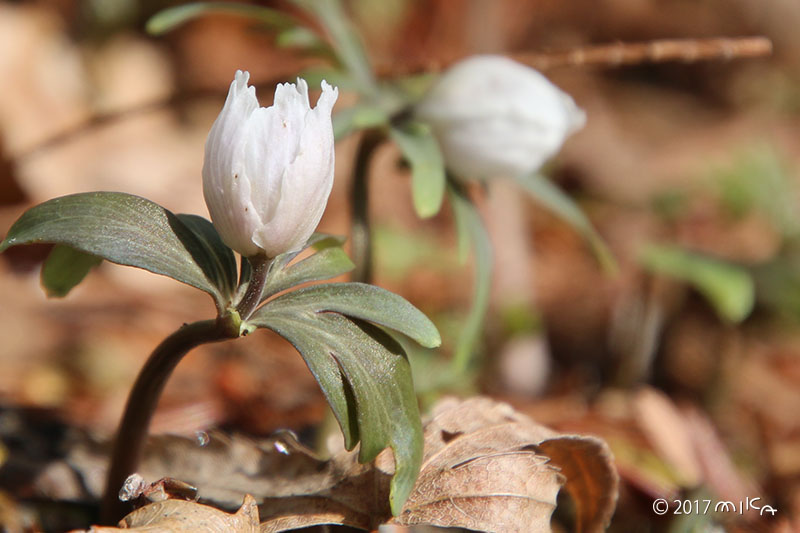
[146,2,296,35]
[291,0,376,94]
[41,245,102,298]
[514,172,617,272]
[390,123,446,218]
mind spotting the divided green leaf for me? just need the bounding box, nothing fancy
[255,283,440,348]
[249,282,440,514]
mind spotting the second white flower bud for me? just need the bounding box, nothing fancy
[416,55,585,181]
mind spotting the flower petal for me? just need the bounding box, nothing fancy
[203,70,264,256]
[252,82,338,257]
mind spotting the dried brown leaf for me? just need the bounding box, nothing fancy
[389,397,562,533]
[80,495,259,533]
[633,387,702,486]
[259,495,372,532]
[683,407,760,508]
[64,430,334,509]
[391,397,617,533]
[256,397,618,533]
[65,398,617,533]
[537,436,618,533]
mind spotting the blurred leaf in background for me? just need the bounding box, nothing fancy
[713,145,799,237]
[640,243,754,324]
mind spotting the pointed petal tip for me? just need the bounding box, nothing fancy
[320,79,338,96]
[234,69,250,86]
[317,80,339,109]
[229,70,258,103]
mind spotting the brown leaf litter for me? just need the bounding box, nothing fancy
[69,396,617,533]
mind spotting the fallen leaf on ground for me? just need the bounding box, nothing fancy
[48,398,617,532]
[536,436,618,533]
[258,396,618,533]
[64,430,332,509]
[633,387,702,486]
[71,494,259,533]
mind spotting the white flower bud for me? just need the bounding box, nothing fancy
[203,70,338,258]
[416,55,585,181]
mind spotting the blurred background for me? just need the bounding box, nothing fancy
[1,0,800,531]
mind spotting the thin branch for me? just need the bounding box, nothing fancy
[379,36,773,76]
[513,36,773,71]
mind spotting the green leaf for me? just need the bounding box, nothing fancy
[249,311,422,515]
[448,185,492,371]
[253,312,356,449]
[373,223,459,280]
[639,243,755,323]
[262,245,355,301]
[275,25,323,49]
[41,245,102,298]
[146,2,296,35]
[176,214,238,301]
[0,192,233,309]
[290,0,377,95]
[263,232,349,286]
[513,172,617,273]
[752,244,800,319]
[333,102,389,141]
[307,232,347,249]
[276,25,331,53]
[712,145,798,237]
[390,122,446,218]
[252,282,441,348]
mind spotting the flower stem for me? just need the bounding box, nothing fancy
[350,129,385,283]
[236,254,271,320]
[101,254,273,523]
[100,316,239,524]
[448,183,493,373]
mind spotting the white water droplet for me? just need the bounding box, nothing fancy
[118,473,146,502]
[274,441,290,455]
[195,430,210,447]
